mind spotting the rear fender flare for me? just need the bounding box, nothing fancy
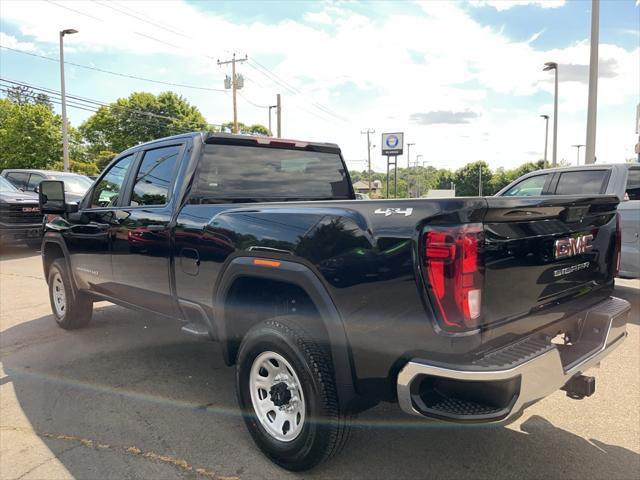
[214,257,357,408]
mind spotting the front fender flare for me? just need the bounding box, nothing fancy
[41,232,79,299]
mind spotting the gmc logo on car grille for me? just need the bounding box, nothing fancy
[554,234,593,259]
[21,207,40,213]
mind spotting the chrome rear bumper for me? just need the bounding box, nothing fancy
[397,296,630,422]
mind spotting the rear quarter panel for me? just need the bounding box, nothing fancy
[173,198,486,398]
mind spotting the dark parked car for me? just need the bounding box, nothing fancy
[0,176,43,247]
[38,132,629,470]
[496,163,639,278]
[1,169,94,203]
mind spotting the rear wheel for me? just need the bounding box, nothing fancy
[47,258,93,329]
[236,316,351,471]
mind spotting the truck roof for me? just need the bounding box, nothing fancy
[119,131,341,155]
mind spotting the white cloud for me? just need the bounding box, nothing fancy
[470,0,566,11]
[303,11,332,25]
[0,32,37,52]
[0,0,637,171]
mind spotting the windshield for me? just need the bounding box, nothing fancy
[49,174,94,194]
[0,176,20,193]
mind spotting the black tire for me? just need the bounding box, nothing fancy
[236,316,351,471]
[47,258,93,329]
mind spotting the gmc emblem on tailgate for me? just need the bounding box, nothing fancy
[554,234,593,259]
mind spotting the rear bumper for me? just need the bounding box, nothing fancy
[397,296,630,423]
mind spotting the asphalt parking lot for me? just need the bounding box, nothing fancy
[1,245,638,480]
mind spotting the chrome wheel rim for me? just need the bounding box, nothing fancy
[249,351,306,442]
[52,272,66,317]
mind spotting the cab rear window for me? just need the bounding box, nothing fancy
[189,144,351,203]
[554,170,608,195]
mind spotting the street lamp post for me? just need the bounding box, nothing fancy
[407,142,415,198]
[543,62,558,167]
[540,114,549,165]
[572,144,585,165]
[59,28,78,172]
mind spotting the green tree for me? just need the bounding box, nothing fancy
[452,161,492,196]
[94,150,118,172]
[80,91,208,154]
[0,98,63,169]
[221,122,270,135]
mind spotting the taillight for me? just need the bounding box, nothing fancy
[423,225,484,331]
[614,213,622,277]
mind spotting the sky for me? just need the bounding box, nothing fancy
[0,0,638,172]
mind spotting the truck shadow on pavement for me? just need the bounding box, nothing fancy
[1,305,638,480]
[614,284,640,326]
[0,244,41,261]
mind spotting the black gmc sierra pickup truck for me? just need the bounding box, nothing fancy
[38,132,630,470]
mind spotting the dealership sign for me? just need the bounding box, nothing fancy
[381,132,404,156]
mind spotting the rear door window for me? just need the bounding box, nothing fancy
[129,145,180,206]
[625,168,640,200]
[5,172,29,190]
[554,170,608,195]
[502,174,549,196]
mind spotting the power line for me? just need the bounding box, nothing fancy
[248,58,301,94]
[47,0,220,62]
[93,0,189,39]
[247,58,349,123]
[238,92,270,109]
[8,1,349,125]
[46,0,185,52]
[0,80,209,135]
[45,0,102,21]
[112,0,191,38]
[246,60,298,96]
[0,46,228,92]
[0,88,194,136]
[0,87,99,113]
[38,0,348,125]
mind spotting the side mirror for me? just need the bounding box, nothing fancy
[39,180,66,214]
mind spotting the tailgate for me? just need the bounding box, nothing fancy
[481,195,619,328]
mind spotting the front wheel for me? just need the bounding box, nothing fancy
[236,316,351,471]
[48,258,93,329]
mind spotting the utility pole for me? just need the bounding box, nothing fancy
[268,104,277,136]
[59,28,78,172]
[585,0,600,164]
[361,129,375,194]
[540,114,549,166]
[572,144,585,165]
[415,154,424,198]
[478,164,483,196]
[217,53,248,134]
[406,142,415,198]
[276,94,282,138]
